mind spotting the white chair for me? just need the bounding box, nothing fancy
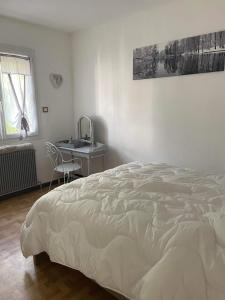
[45,142,82,190]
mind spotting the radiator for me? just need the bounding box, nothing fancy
[0,149,38,196]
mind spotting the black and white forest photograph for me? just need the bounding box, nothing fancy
[133,30,225,79]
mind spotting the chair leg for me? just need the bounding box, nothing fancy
[64,173,66,184]
[49,171,54,191]
[58,177,60,185]
[67,172,70,183]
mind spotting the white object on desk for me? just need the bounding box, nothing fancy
[58,142,106,176]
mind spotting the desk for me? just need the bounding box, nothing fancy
[58,142,106,176]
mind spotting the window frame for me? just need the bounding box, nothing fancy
[0,44,39,141]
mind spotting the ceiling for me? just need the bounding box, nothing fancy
[0,0,170,32]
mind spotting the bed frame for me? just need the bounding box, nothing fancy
[33,253,128,300]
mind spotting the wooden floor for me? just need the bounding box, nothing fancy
[0,188,116,300]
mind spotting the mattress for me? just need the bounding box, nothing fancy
[20,162,225,300]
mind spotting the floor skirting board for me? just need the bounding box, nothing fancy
[0,174,83,200]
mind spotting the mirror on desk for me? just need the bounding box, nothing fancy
[77,115,94,145]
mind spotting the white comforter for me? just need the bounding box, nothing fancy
[20,162,225,300]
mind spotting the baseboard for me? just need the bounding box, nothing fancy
[0,174,84,200]
[0,184,42,200]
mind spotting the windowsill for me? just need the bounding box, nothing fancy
[0,133,43,146]
[4,132,38,139]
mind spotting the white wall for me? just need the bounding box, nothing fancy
[0,16,74,183]
[72,0,225,173]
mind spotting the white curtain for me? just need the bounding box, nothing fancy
[0,55,38,139]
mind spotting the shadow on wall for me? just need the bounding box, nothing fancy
[107,147,130,169]
[92,115,108,144]
[92,115,129,169]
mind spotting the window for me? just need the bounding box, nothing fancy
[0,52,38,140]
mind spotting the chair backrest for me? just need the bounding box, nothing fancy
[45,142,63,169]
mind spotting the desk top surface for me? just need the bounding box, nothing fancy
[58,142,106,154]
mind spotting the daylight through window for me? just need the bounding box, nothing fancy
[0,53,38,140]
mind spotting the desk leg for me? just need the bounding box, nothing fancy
[102,155,105,171]
[87,158,90,176]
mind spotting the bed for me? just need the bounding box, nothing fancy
[20,162,225,300]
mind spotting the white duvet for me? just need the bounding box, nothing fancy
[21,162,225,300]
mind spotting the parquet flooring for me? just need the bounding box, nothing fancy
[0,188,116,300]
